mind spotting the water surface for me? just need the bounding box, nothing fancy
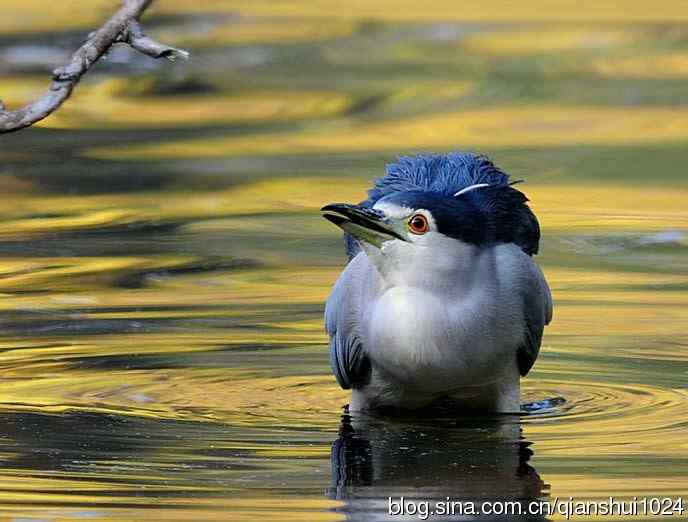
[0,2,687,521]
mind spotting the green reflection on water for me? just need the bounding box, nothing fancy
[0,2,687,521]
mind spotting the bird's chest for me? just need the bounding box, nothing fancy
[363,285,503,390]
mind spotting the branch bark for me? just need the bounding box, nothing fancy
[0,0,188,134]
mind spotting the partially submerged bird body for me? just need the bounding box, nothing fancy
[322,153,552,414]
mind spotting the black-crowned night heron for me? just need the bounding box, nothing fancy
[321,152,552,413]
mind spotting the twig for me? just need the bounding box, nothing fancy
[0,0,188,134]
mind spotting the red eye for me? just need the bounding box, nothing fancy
[408,214,429,234]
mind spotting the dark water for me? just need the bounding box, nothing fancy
[1,3,687,521]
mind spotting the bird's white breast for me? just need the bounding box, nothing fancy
[360,240,527,394]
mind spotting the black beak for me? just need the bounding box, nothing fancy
[321,203,406,245]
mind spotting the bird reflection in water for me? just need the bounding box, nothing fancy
[327,406,548,522]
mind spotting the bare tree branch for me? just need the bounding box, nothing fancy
[0,0,189,134]
[125,21,189,61]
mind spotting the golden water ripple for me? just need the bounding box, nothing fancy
[463,28,636,55]
[156,17,358,47]
[4,0,688,34]
[593,53,688,79]
[160,1,688,23]
[1,363,685,459]
[85,106,688,159]
[0,180,685,242]
[523,382,688,455]
[39,81,354,130]
[1,4,687,520]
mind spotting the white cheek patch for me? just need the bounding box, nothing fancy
[373,202,437,234]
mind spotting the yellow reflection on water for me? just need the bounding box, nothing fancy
[0,76,50,107]
[0,0,112,33]
[0,179,684,240]
[4,0,688,34]
[593,53,688,79]
[160,0,688,23]
[2,1,688,518]
[156,17,357,47]
[463,28,635,55]
[37,80,353,130]
[84,106,688,159]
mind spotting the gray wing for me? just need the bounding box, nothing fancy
[517,262,553,376]
[325,255,371,389]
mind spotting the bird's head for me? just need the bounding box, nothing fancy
[321,153,540,277]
